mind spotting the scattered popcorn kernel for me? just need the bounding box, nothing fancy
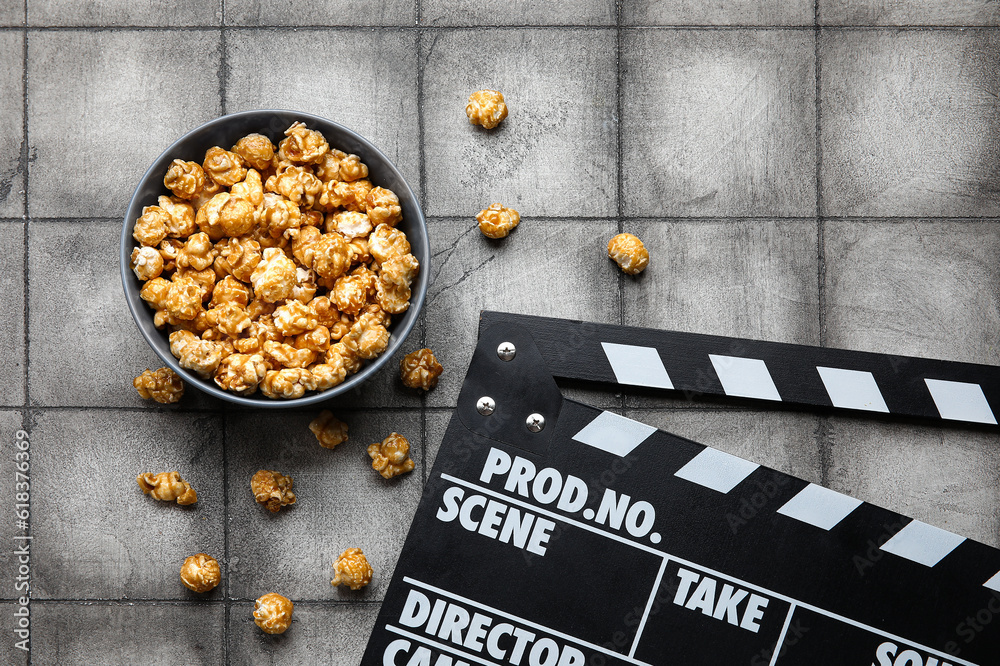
[366,187,402,228]
[203,146,247,187]
[331,548,373,590]
[273,300,319,336]
[265,164,322,208]
[131,246,164,281]
[254,593,293,635]
[338,153,369,182]
[466,89,508,130]
[400,348,443,391]
[133,367,184,403]
[164,159,207,200]
[251,248,297,303]
[134,205,169,247]
[329,210,373,239]
[180,553,221,593]
[260,368,312,399]
[214,353,267,395]
[477,203,520,239]
[309,410,349,449]
[278,121,329,164]
[368,224,411,264]
[251,469,297,513]
[607,232,649,275]
[158,196,197,238]
[169,330,228,378]
[367,433,415,479]
[137,471,197,505]
[232,133,275,171]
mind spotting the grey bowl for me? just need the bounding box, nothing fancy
[120,110,429,407]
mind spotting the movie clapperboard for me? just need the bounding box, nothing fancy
[362,312,1000,666]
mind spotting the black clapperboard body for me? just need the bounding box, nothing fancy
[363,312,1000,666]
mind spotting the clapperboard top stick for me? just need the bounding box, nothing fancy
[363,312,1000,666]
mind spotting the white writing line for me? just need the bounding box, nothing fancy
[438,473,979,666]
[385,624,502,666]
[768,604,796,666]
[628,557,668,659]
[403,576,652,666]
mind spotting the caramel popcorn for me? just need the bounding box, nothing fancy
[309,410,348,449]
[180,553,221,593]
[158,196,197,238]
[477,203,520,239]
[137,471,197,505]
[254,593,294,635]
[328,210,372,239]
[133,367,184,403]
[331,548,373,590]
[134,205,169,247]
[400,348,443,391]
[134,122,417,400]
[466,89,508,130]
[214,353,267,395]
[251,469,296,513]
[607,232,649,275]
[169,330,227,378]
[366,187,402,227]
[368,433,415,479]
[251,248,297,303]
[203,146,247,187]
[232,133,275,171]
[278,121,329,164]
[131,246,164,281]
[164,160,207,200]
[260,368,312,399]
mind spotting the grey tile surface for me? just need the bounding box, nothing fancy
[826,416,1000,548]
[424,218,621,408]
[824,221,1000,364]
[30,410,224,599]
[421,0,614,26]
[0,32,24,218]
[28,220,220,409]
[27,0,221,26]
[421,28,618,217]
[631,409,825,486]
[0,603,29,666]
[27,30,221,218]
[0,3,24,26]
[0,411,25,601]
[226,29,420,201]
[226,410,421,601]
[230,601,378,663]
[0,222,24,406]
[622,29,816,218]
[819,0,1000,26]
[32,602,225,665]
[820,30,1000,217]
[226,0,414,25]
[624,0,813,26]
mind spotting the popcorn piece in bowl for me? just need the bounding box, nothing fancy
[133,367,184,403]
[607,232,649,275]
[214,353,267,395]
[131,246,164,281]
[133,205,169,247]
[254,593,294,634]
[260,368,312,399]
[400,348,443,391]
[180,553,221,593]
[137,471,197,505]
[278,121,329,164]
[251,469,296,513]
[158,196,197,238]
[328,210,372,239]
[366,187,402,227]
[169,330,228,378]
[231,133,275,171]
[341,311,390,360]
[466,89,508,129]
[309,410,348,449]
[367,433,415,479]
[251,248,297,303]
[164,159,207,200]
[331,548,373,590]
[477,203,519,239]
[273,300,319,336]
[203,146,247,187]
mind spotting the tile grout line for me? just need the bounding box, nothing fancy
[20,0,31,661]
[615,0,625,417]
[814,0,832,489]
[416,0,428,486]
[219,0,227,117]
[8,24,1000,31]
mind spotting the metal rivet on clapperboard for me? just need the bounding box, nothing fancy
[497,342,516,361]
[476,396,496,416]
[526,413,545,432]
